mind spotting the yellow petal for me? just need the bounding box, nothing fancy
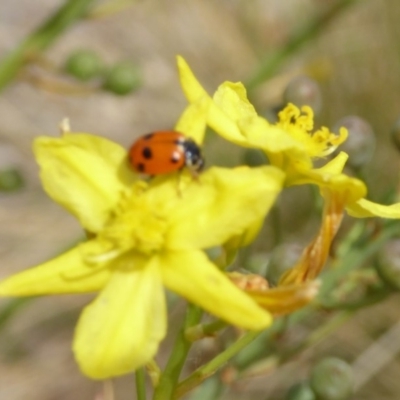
[241,118,303,154]
[166,166,284,250]
[288,168,367,204]
[34,133,135,233]
[177,59,248,146]
[347,198,400,219]
[213,82,257,121]
[74,256,166,379]
[317,152,349,174]
[160,250,272,330]
[207,98,251,146]
[224,217,265,251]
[174,100,208,144]
[176,55,209,103]
[0,244,111,296]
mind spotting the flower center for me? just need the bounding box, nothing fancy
[84,182,169,264]
[277,104,348,158]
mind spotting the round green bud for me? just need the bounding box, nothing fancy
[310,357,353,400]
[103,62,142,95]
[0,168,24,192]
[284,76,322,114]
[376,238,400,290]
[332,116,375,169]
[266,243,303,286]
[286,382,316,400]
[65,49,103,81]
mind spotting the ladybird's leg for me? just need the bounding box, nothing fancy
[188,167,202,184]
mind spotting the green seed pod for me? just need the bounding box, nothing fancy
[65,50,103,81]
[103,62,142,95]
[286,382,316,400]
[310,357,353,400]
[332,116,375,169]
[0,168,24,192]
[376,238,400,290]
[283,76,322,114]
[266,243,303,286]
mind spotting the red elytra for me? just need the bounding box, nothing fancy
[128,130,204,175]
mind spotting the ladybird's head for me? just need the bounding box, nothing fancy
[183,139,205,173]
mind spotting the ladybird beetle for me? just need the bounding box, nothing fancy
[128,130,204,176]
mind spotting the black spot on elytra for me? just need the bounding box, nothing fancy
[136,163,145,172]
[143,133,154,140]
[142,147,152,159]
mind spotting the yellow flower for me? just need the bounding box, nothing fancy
[177,55,400,220]
[0,131,284,379]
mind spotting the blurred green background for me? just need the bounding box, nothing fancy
[1,0,400,399]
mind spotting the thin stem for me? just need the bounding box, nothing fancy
[0,0,97,91]
[185,375,225,400]
[175,330,261,399]
[185,320,227,342]
[153,304,203,400]
[0,298,33,332]
[240,310,353,379]
[245,0,359,92]
[135,368,147,400]
[320,221,400,296]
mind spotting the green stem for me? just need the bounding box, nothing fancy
[185,320,227,342]
[136,368,147,400]
[186,375,225,400]
[245,0,359,92]
[0,297,33,331]
[153,304,203,400]
[175,330,261,398]
[0,0,97,91]
[240,310,353,379]
[320,221,400,296]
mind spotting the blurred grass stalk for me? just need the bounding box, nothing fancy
[0,297,32,332]
[0,0,97,91]
[245,0,360,93]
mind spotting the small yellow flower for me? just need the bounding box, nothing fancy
[0,131,284,379]
[177,56,400,220]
